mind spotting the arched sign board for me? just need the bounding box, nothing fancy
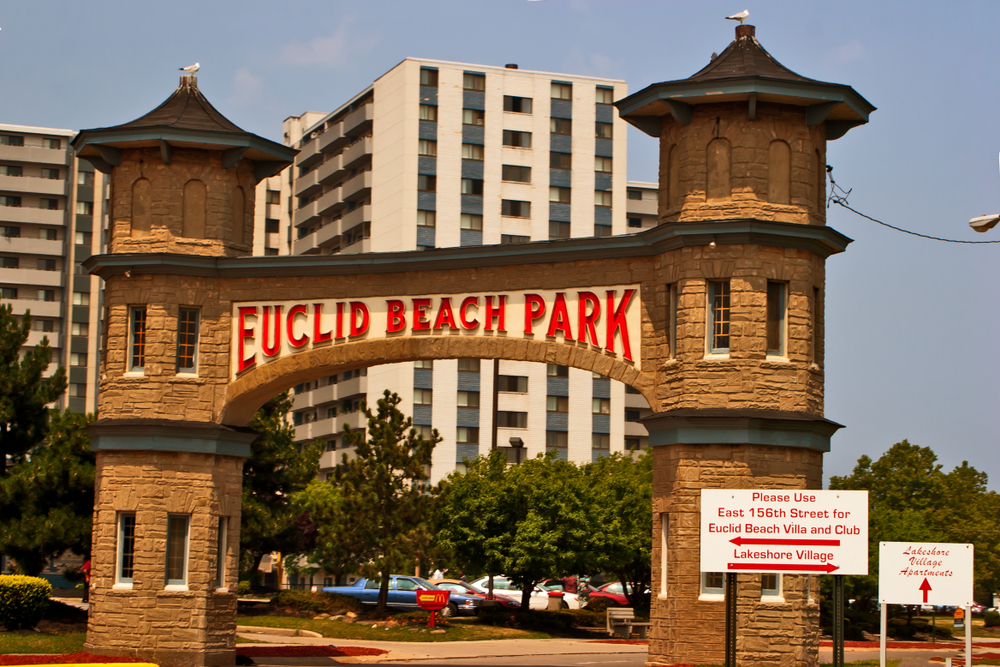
[232,287,641,378]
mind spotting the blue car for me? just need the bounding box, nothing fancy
[322,575,482,617]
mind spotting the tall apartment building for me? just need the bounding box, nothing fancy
[254,59,655,484]
[0,124,106,415]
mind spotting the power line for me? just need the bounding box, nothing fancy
[827,168,1000,245]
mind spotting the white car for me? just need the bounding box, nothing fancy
[469,576,582,610]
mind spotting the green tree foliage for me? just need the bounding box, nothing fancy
[0,410,95,576]
[439,451,591,611]
[583,451,652,609]
[301,390,440,616]
[240,391,322,579]
[830,440,1000,603]
[0,305,67,476]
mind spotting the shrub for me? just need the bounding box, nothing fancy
[985,611,1000,628]
[583,596,621,614]
[269,590,363,616]
[0,575,52,630]
[477,606,585,635]
[238,580,251,596]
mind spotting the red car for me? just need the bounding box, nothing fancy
[541,579,629,607]
[431,578,521,608]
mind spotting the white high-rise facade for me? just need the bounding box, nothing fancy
[255,59,653,484]
[0,124,107,416]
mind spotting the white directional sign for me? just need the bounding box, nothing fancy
[878,542,974,607]
[700,489,869,575]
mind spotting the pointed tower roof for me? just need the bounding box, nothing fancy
[616,24,875,140]
[73,76,295,181]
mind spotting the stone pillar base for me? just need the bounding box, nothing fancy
[83,644,235,667]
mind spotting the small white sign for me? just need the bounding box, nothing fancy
[878,542,974,607]
[700,489,869,575]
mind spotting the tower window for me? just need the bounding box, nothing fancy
[708,281,731,354]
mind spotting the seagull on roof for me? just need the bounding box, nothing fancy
[726,10,749,24]
[179,62,200,74]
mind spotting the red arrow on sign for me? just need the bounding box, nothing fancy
[919,578,932,603]
[728,562,840,573]
[730,537,841,547]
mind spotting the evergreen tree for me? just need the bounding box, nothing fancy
[0,305,67,476]
[330,390,440,616]
[240,391,322,581]
[0,410,95,575]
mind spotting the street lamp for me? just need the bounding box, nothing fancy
[500,436,526,465]
[969,214,1000,233]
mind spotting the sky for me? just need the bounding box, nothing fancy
[1,1,997,488]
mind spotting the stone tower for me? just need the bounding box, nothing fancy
[615,25,874,667]
[72,76,294,667]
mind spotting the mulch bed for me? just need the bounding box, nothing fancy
[0,647,387,665]
[236,646,387,658]
[0,653,148,665]
[819,640,966,649]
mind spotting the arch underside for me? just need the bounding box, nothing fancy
[221,335,653,426]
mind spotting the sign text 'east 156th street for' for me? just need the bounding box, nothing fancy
[231,287,640,380]
[878,542,974,607]
[700,489,869,575]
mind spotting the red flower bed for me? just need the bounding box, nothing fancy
[0,646,387,664]
[930,653,1000,665]
[236,646,387,658]
[0,653,147,665]
[819,640,964,649]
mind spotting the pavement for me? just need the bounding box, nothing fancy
[236,631,647,665]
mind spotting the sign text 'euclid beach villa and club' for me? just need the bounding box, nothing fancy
[231,287,641,378]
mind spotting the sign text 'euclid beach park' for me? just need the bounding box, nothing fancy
[700,489,869,575]
[231,287,641,378]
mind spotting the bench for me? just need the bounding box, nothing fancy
[607,607,651,639]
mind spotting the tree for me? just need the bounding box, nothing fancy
[582,451,652,609]
[240,391,322,581]
[438,451,591,611]
[830,440,1000,605]
[0,305,67,476]
[323,390,440,616]
[0,410,95,575]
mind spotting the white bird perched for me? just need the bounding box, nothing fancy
[725,10,749,25]
[179,62,200,74]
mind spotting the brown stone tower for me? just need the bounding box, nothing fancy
[615,25,873,667]
[72,76,294,667]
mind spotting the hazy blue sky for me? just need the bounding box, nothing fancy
[2,1,997,487]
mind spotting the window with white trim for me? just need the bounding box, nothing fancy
[165,515,190,587]
[766,281,786,356]
[701,572,724,600]
[708,281,731,354]
[117,512,136,585]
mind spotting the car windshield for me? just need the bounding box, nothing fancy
[411,577,441,590]
[534,582,552,592]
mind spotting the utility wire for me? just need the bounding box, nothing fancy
[827,167,1000,245]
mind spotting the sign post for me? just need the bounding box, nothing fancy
[416,590,451,628]
[878,542,974,667]
[701,489,869,667]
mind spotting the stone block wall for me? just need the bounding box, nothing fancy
[85,450,243,667]
[658,102,828,226]
[649,443,823,667]
[109,146,256,257]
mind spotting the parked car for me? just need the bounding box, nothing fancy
[468,576,582,610]
[321,575,482,616]
[431,578,520,608]
[539,578,628,607]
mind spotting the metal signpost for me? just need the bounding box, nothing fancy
[878,542,974,667]
[701,489,869,667]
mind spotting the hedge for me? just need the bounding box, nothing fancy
[0,575,52,630]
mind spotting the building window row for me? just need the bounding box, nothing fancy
[115,512,229,591]
[128,306,203,375]
[706,279,789,358]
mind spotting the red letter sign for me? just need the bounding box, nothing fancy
[524,294,545,335]
[485,295,506,332]
[261,305,282,357]
[313,303,333,344]
[287,304,309,348]
[578,291,601,347]
[459,296,479,329]
[386,300,407,333]
[349,302,370,337]
[606,289,636,361]
[546,293,575,341]
[238,306,257,373]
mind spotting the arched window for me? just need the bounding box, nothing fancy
[131,178,151,238]
[182,180,207,238]
[767,140,791,204]
[232,186,246,244]
[706,138,731,201]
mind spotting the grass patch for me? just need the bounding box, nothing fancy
[237,615,551,642]
[0,631,86,654]
[916,615,997,639]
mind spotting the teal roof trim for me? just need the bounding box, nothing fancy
[83,218,853,280]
